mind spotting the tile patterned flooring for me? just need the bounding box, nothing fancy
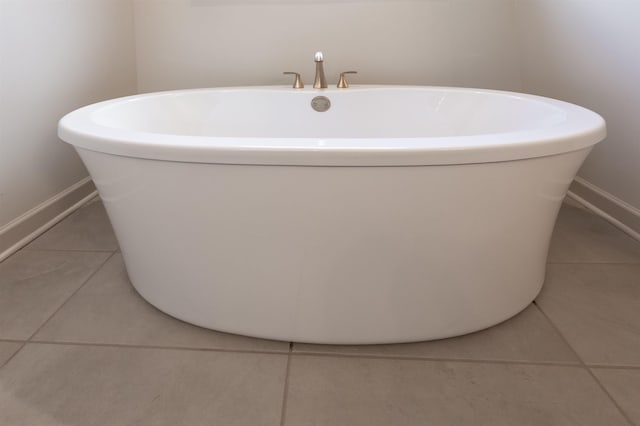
[0,198,639,425]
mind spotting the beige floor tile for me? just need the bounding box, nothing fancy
[0,250,111,340]
[34,253,289,352]
[537,263,640,366]
[294,304,579,364]
[0,343,286,426]
[284,356,628,426]
[549,204,640,263]
[0,343,22,367]
[26,199,119,251]
[592,368,640,425]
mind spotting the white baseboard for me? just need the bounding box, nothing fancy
[567,176,640,242]
[0,177,97,262]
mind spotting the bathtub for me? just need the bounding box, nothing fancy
[59,86,605,344]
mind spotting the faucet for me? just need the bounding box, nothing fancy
[313,51,327,89]
[283,52,356,89]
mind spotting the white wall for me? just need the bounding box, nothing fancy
[2,0,638,245]
[134,0,521,92]
[517,0,640,210]
[0,0,137,229]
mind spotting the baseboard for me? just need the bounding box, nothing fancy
[567,176,640,242]
[0,177,97,262]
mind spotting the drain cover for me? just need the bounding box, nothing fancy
[311,96,331,112]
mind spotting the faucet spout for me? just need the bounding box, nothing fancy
[313,51,328,89]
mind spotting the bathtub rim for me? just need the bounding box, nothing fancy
[58,85,606,167]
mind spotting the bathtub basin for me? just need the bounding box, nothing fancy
[59,86,606,344]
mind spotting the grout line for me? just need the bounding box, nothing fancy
[279,343,293,426]
[585,368,635,425]
[25,251,117,342]
[22,248,118,253]
[529,303,584,366]
[5,337,601,369]
[0,342,27,370]
[547,261,640,265]
[587,364,640,371]
[285,351,584,368]
[1,251,117,370]
[27,339,290,356]
[535,301,635,425]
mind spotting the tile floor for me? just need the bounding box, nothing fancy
[0,198,639,425]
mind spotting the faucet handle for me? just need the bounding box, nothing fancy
[283,72,304,89]
[337,71,358,89]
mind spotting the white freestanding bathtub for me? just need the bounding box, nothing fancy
[59,86,605,344]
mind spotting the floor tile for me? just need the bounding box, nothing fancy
[294,304,579,364]
[549,204,640,263]
[284,356,628,426]
[592,368,640,425]
[0,343,286,426]
[0,343,22,367]
[537,263,640,366]
[26,199,119,251]
[0,250,110,340]
[34,253,289,352]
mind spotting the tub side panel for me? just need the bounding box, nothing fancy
[76,148,589,344]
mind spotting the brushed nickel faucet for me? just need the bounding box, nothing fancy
[283,72,304,89]
[313,51,327,89]
[283,52,357,89]
[337,71,358,89]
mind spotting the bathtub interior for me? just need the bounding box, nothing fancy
[89,87,569,139]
